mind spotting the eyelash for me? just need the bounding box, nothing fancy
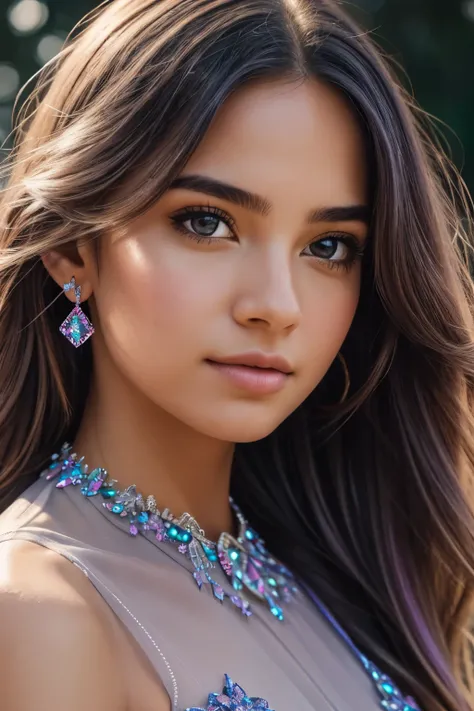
[169,205,365,271]
[171,205,236,238]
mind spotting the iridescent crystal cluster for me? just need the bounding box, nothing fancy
[41,443,298,621]
[187,675,274,711]
[361,656,420,710]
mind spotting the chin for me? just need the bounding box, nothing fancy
[196,412,287,443]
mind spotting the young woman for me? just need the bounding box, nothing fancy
[0,0,473,709]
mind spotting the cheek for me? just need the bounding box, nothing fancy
[94,235,222,363]
[300,270,360,380]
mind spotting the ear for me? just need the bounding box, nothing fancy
[41,241,95,303]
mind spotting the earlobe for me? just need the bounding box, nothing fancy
[41,250,93,303]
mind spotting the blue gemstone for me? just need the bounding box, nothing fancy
[270,605,283,621]
[202,543,218,561]
[100,488,116,498]
[382,682,394,694]
[137,512,149,523]
[229,549,240,561]
[112,503,124,514]
[168,526,178,539]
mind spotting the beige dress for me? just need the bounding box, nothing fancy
[0,472,397,711]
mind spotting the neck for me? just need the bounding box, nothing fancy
[74,350,235,541]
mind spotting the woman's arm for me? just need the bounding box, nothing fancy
[0,540,127,711]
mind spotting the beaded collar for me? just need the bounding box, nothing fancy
[41,443,297,621]
[40,443,421,711]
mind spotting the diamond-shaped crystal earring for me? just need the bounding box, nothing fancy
[59,276,95,348]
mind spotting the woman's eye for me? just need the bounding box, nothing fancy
[302,235,360,266]
[171,209,234,240]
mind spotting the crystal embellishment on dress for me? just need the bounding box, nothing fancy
[40,444,422,711]
[186,674,274,711]
[302,583,422,711]
[360,656,420,710]
[41,443,298,621]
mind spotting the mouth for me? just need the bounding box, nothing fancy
[205,352,294,395]
[206,351,294,374]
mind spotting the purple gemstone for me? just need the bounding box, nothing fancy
[45,463,63,480]
[129,524,138,536]
[59,305,94,348]
[230,683,245,703]
[246,562,260,582]
[215,694,230,704]
[213,584,224,601]
[56,477,72,488]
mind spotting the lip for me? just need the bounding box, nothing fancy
[205,352,293,395]
[207,351,294,374]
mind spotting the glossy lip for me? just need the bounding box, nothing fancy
[205,351,294,396]
[206,351,294,374]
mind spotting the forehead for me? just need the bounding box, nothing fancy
[184,77,369,211]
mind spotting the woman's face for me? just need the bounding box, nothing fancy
[58,78,369,442]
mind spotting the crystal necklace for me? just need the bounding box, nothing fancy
[41,443,421,711]
[41,443,298,621]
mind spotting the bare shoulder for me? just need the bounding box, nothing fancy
[0,539,126,711]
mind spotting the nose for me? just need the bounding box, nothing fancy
[232,247,302,334]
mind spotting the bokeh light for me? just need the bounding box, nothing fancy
[36,34,65,65]
[0,64,20,103]
[0,0,473,190]
[462,0,474,21]
[7,0,49,36]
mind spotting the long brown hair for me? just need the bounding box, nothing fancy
[1,0,474,708]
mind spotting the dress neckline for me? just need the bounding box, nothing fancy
[41,442,298,621]
[40,442,421,711]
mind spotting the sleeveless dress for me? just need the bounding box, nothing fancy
[0,471,416,711]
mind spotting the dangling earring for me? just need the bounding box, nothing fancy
[59,276,94,348]
[337,352,350,403]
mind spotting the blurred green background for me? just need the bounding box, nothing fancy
[0,0,473,190]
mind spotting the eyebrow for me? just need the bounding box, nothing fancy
[168,174,370,225]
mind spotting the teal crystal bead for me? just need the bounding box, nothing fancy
[166,523,192,543]
[100,488,116,498]
[269,603,284,621]
[112,503,124,514]
[202,543,218,562]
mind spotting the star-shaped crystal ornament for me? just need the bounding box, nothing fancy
[186,675,273,711]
